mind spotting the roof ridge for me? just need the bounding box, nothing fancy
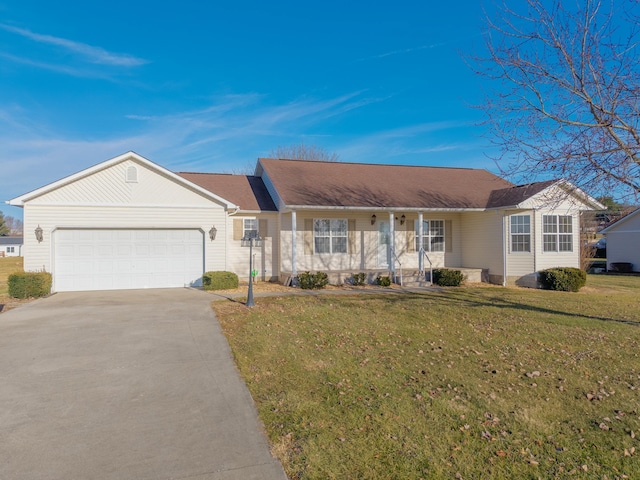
[258,157,496,172]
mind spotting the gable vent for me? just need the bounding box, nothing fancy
[126,165,138,183]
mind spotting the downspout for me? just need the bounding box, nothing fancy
[502,211,507,286]
[389,211,395,276]
[291,210,297,280]
[532,210,537,285]
[418,211,424,273]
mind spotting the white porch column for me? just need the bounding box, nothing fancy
[418,211,424,272]
[291,210,297,278]
[389,211,395,275]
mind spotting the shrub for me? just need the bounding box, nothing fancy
[8,272,52,299]
[202,271,239,290]
[351,272,366,286]
[538,267,587,292]
[297,271,329,290]
[376,275,392,287]
[432,268,464,287]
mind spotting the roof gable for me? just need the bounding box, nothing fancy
[8,151,237,209]
[510,180,604,211]
[258,158,515,210]
[601,207,640,233]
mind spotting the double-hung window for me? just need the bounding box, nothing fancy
[314,219,347,254]
[243,218,259,239]
[543,215,573,252]
[415,220,445,252]
[7,247,14,253]
[510,215,531,252]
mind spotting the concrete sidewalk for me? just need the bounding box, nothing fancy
[0,288,287,480]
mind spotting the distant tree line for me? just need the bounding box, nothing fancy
[0,211,23,236]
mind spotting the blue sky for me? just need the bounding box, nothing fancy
[0,0,498,220]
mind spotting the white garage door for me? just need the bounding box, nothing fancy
[54,229,204,292]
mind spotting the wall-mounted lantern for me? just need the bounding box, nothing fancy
[35,225,43,243]
[371,214,377,225]
[209,226,217,241]
[400,214,406,226]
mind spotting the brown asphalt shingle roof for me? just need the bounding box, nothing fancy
[258,158,518,209]
[486,180,559,208]
[176,172,277,211]
[178,160,559,211]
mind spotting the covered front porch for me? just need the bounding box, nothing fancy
[279,209,494,286]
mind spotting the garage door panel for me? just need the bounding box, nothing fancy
[54,229,204,292]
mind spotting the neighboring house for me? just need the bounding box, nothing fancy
[0,236,23,257]
[600,208,640,273]
[6,151,603,292]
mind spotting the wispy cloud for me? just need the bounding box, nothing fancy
[0,90,495,221]
[0,23,148,67]
[0,92,381,205]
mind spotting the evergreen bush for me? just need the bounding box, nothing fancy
[202,271,239,290]
[297,271,329,289]
[432,268,464,287]
[8,272,52,298]
[538,267,586,292]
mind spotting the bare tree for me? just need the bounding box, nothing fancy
[268,143,340,162]
[3,216,23,235]
[475,0,640,200]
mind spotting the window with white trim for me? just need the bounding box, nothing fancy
[243,218,258,239]
[543,215,573,252]
[415,219,445,252]
[7,246,15,253]
[314,219,347,254]
[510,215,531,252]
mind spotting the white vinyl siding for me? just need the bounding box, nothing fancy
[28,159,215,208]
[226,214,279,281]
[459,211,503,274]
[20,158,232,289]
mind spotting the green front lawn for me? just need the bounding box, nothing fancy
[0,256,23,297]
[214,275,640,479]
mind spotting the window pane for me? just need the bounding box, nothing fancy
[244,218,258,238]
[511,215,530,234]
[543,215,557,233]
[331,219,347,235]
[332,237,347,253]
[512,235,530,252]
[543,234,557,252]
[559,216,572,233]
[431,237,444,252]
[315,237,330,254]
[314,219,330,235]
[430,220,444,236]
[559,234,573,252]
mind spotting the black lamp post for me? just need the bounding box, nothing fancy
[241,231,262,307]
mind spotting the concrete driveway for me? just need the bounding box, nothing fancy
[0,289,287,480]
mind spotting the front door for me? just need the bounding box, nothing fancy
[378,221,390,268]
